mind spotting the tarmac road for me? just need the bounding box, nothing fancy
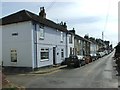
[7,51,118,88]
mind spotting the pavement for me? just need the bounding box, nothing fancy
[29,65,67,74]
[3,64,67,75]
[113,57,120,89]
[2,65,67,89]
[112,51,120,89]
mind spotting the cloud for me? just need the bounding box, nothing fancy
[68,16,101,24]
[1,0,75,2]
[1,1,118,46]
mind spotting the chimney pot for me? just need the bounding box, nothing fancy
[39,7,46,18]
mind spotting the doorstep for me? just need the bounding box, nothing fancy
[29,65,67,74]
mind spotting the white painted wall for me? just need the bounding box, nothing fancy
[32,24,67,68]
[2,21,67,68]
[2,21,33,68]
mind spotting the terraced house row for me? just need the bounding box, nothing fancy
[0,7,112,70]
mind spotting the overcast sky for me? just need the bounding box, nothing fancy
[1,0,119,47]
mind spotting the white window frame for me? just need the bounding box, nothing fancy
[61,32,64,42]
[40,48,49,62]
[69,34,72,44]
[11,49,17,63]
[39,27,44,39]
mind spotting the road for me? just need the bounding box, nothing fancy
[7,51,118,88]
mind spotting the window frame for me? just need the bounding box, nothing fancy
[69,34,73,44]
[11,49,17,63]
[60,32,64,43]
[39,26,45,40]
[40,48,49,62]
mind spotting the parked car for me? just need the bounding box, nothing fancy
[104,50,109,55]
[96,53,101,59]
[61,58,67,65]
[90,53,98,61]
[77,55,86,66]
[98,52,105,57]
[66,55,81,68]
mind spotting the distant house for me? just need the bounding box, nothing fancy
[1,7,68,70]
[75,34,92,56]
[74,35,81,55]
[66,29,75,57]
[74,34,85,56]
[89,39,98,55]
[96,39,105,52]
[84,36,91,56]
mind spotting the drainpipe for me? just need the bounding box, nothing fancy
[34,24,38,69]
[66,32,68,58]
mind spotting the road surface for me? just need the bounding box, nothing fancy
[7,51,118,88]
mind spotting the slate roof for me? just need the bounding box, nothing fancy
[75,34,92,43]
[0,10,67,32]
[67,30,75,34]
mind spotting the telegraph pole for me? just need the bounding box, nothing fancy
[102,31,104,41]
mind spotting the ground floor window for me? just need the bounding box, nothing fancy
[11,49,17,62]
[61,49,64,59]
[40,48,49,61]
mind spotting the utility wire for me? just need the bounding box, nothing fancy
[102,0,111,41]
[103,0,111,32]
[46,0,56,12]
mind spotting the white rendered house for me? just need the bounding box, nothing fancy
[1,8,68,70]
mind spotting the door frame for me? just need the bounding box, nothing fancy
[53,47,56,65]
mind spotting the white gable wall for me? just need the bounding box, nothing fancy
[2,21,33,68]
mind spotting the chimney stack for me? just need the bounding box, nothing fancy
[63,22,67,29]
[60,21,67,29]
[39,7,46,18]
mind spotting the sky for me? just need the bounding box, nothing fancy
[0,0,119,47]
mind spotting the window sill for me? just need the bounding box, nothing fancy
[11,62,17,65]
[40,59,49,62]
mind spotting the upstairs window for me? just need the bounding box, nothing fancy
[39,27,44,39]
[69,34,72,44]
[12,32,18,36]
[61,32,64,43]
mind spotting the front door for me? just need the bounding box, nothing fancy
[53,47,56,65]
